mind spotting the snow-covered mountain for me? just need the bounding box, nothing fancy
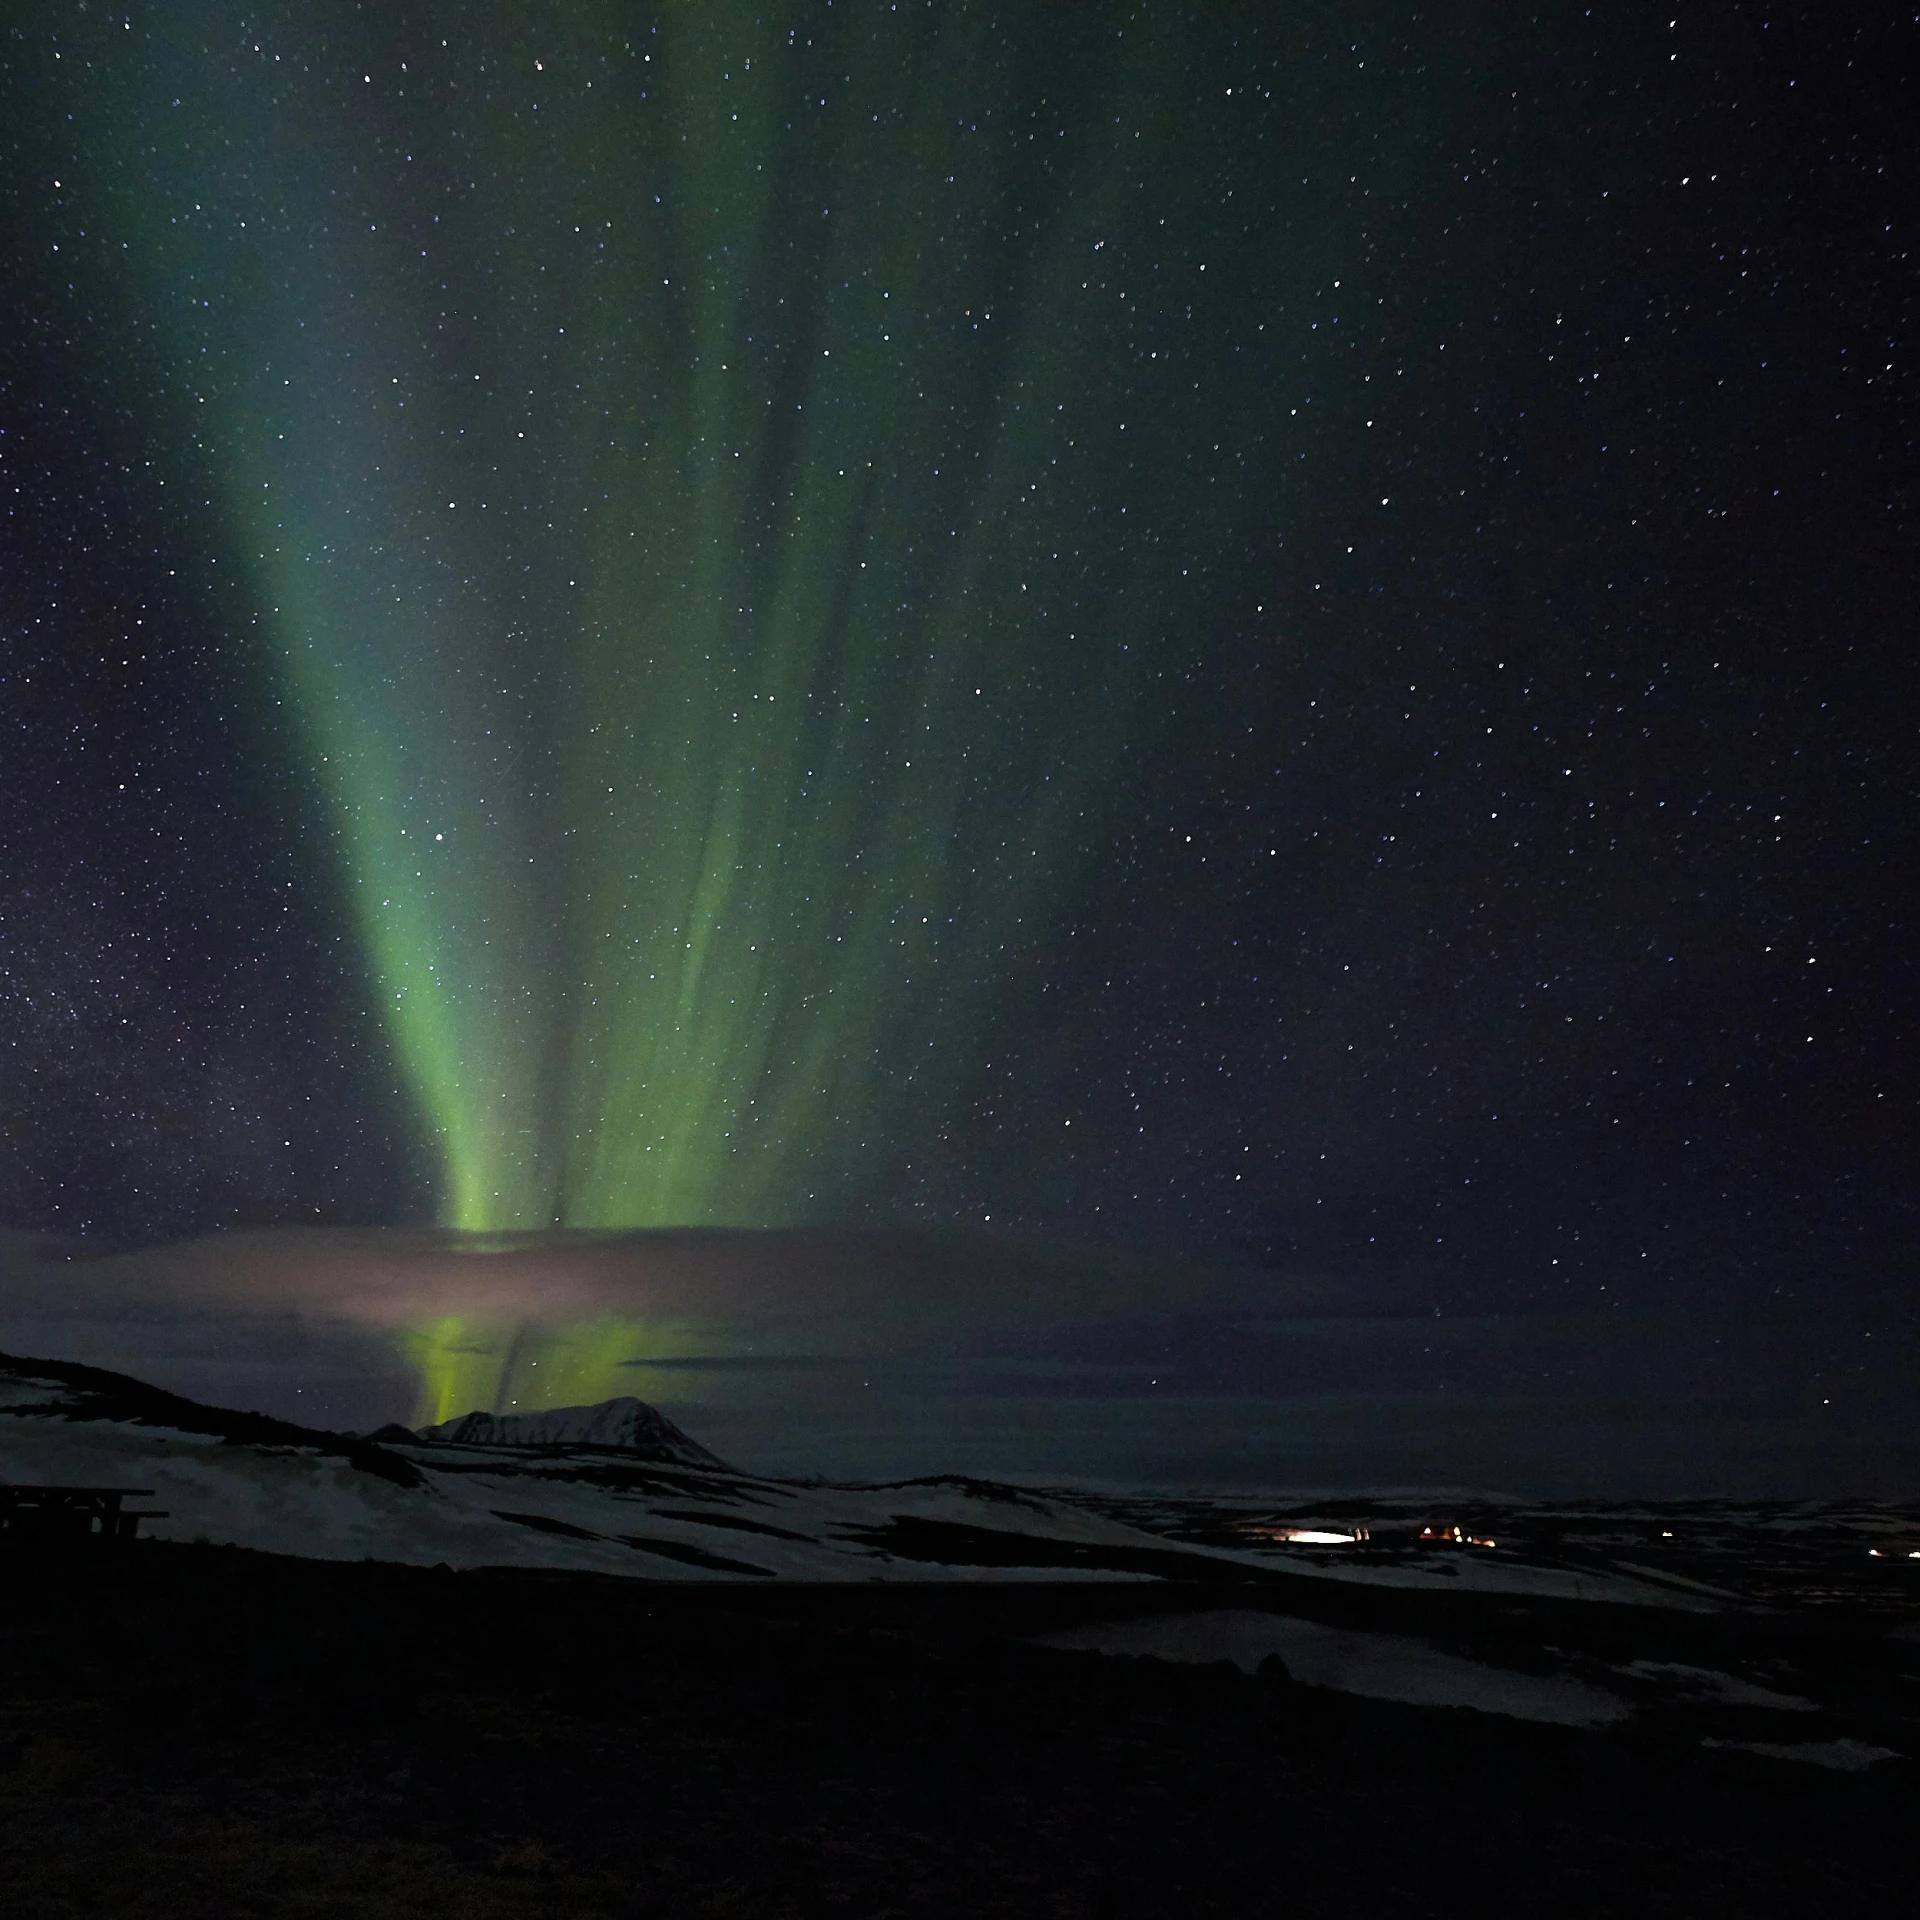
[412,1396,723,1465]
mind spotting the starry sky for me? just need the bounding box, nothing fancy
[2,6,1915,1346]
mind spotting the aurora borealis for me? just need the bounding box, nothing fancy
[24,3,1318,1231]
[3,1,1916,1376]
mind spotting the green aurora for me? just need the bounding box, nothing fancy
[38,3,1373,1231]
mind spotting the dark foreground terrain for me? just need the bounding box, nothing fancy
[0,1539,1913,1917]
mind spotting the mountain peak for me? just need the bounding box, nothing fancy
[414,1396,725,1467]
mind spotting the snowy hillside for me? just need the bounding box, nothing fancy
[7,1349,1915,1607]
[0,1350,1260,1584]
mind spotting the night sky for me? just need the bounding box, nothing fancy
[3,7,1915,1348]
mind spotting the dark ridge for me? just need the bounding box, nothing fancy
[618,1534,777,1577]
[651,1508,819,1544]
[0,1350,423,1488]
[490,1509,602,1542]
[836,1516,1277,1583]
[431,1457,749,1499]
[879,1475,1054,1510]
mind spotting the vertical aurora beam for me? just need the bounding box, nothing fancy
[554,6,1201,1227]
[49,2,1331,1231]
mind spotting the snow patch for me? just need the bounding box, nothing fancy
[1616,1660,1817,1712]
[1035,1610,1631,1726]
[1702,1736,1903,1771]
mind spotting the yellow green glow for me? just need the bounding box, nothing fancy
[400,1314,709,1428]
